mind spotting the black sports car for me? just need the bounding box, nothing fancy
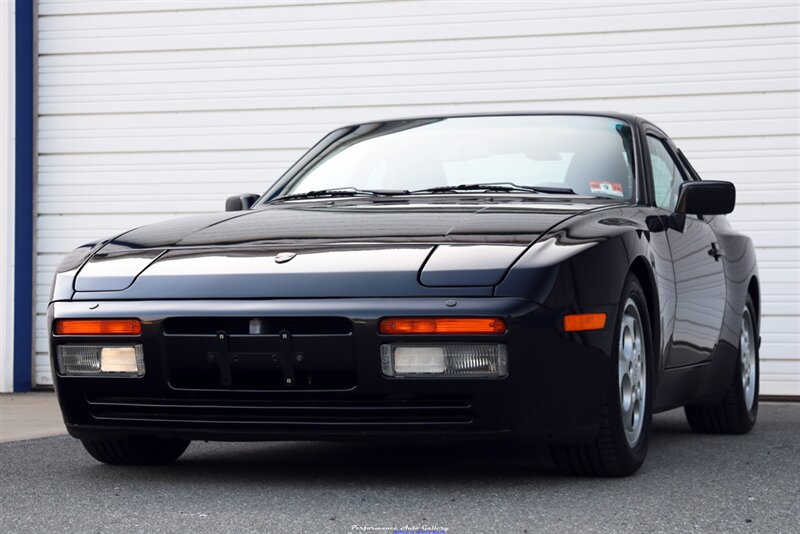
[50,113,760,476]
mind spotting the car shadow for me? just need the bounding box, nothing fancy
[84,410,701,485]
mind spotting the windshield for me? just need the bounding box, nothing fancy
[282,115,635,201]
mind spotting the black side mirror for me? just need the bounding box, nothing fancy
[675,181,735,215]
[225,194,260,212]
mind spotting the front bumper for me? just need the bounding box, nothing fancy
[50,298,614,445]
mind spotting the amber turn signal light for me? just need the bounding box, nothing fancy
[54,319,142,336]
[563,313,607,332]
[379,317,507,335]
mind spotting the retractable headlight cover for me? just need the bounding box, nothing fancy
[74,244,165,292]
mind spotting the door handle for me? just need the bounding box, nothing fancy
[708,242,724,261]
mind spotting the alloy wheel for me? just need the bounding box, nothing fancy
[619,297,646,447]
[740,308,757,411]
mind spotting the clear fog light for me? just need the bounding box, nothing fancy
[380,344,507,377]
[57,345,145,377]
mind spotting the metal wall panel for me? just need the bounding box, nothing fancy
[34,0,800,395]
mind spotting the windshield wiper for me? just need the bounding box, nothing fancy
[274,182,574,202]
[411,182,575,195]
[274,187,411,202]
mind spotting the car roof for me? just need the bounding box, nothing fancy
[339,111,646,129]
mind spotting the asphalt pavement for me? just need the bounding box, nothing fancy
[0,404,798,534]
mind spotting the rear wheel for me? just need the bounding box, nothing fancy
[81,436,190,465]
[551,275,653,477]
[684,295,758,434]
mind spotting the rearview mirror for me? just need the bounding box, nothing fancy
[225,194,260,212]
[675,181,735,215]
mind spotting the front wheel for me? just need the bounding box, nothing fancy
[551,275,653,477]
[81,436,190,465]
[684,294,759,434]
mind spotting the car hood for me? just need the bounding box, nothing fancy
[72,196,616,299]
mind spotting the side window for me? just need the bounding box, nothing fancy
[647,136,686,211]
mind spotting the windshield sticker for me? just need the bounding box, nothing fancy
[589,181,624,197]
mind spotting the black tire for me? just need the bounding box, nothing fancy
[81,436,190,465]
[684,295,759,434]
[551,274,653,477]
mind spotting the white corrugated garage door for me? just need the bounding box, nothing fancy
[0,0,14,392]
[34,0,799,395]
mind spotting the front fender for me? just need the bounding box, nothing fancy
[497,207,656,307]
[496,206,666,365]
